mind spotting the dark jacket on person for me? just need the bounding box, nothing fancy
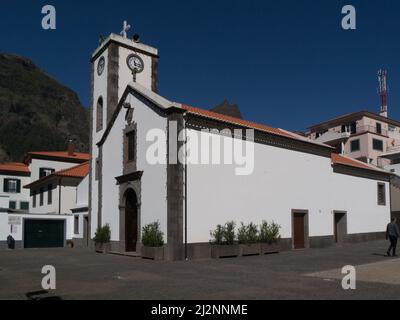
[386,222,400,239]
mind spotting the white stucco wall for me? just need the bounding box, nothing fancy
[0,195,9,208]
[100,92,168,242]
[76,175,89,208]
[0,174,30,210]
[29,159,80,182]
[70,176,89,240]
[0,212,74,242]
[30,183,77,215]
[186,130,391,243]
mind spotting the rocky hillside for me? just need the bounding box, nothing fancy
[0,53,89,162]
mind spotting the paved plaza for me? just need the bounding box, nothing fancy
[0,240,399,300]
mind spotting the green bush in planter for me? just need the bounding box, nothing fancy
[142,222,164,247]
[246,222,259,244]
[210,224,224,245]
[94,224,111,244]
[210,221,236,245]
[223,221,236,245]
[259,221,281,244]
[238,222,259,244]
[237,223,247,244]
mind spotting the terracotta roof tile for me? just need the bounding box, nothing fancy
[181,104,333,149]
[26,151,90,162]
[55,162,89,178]
[331,153,389,174]
[0,162,30,174]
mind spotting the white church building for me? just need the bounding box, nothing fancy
[90,30,392,260]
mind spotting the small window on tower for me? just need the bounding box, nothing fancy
[96,97,104,132]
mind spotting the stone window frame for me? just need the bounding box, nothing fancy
[127,130,136,163]
[123,123,138,174]
[377,182,386,206]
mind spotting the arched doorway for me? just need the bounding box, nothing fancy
[125,189,138,252]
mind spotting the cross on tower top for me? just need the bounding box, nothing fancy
[120,20,131,38]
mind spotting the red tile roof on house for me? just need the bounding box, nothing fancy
[331,153,389,174]
[0,162,30,174]
[26,151,90,162]
[24,162,89,189]
[54,162,89,178]
[181,104,334,149]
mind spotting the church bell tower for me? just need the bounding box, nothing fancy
[89,22,159,230]
[91,21,159,128]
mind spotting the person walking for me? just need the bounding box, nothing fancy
[386,218,400,257]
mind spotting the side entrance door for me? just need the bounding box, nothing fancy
[334,212,347,244]
[293,212,306,249]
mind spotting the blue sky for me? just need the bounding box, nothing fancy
[1,0,400,132]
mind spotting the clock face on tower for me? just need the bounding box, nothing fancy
[127,54,144,73]
[97,56,105,76]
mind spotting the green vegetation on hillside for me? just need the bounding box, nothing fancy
[0,53,89,162]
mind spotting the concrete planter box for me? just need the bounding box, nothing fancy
[141,246,165,260]
[95,243,111,254]
[260,243,280,254]
[239,243,261,256]
[211,244,240,259]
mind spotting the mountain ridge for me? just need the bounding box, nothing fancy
[0,53,89,162]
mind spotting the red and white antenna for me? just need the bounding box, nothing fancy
[378,69,388,117]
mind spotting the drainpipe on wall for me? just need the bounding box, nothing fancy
[58,178,62,215]
[389,175,393,219]
[183,112,188,261]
